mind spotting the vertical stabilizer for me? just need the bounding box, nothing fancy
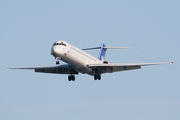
[98,44,107,62]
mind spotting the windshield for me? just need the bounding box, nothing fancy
[53,42,66,46]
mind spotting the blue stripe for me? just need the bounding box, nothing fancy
[99,44,106,61]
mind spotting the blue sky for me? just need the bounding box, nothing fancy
[1,0,180,120]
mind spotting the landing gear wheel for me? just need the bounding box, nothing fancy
[68,75,75,81]
[72,75,75,81]
[97,74,101,80]
[94,74,101,80]
[56,61,60,65]
[94,75,97,80]
[68,75,72,81]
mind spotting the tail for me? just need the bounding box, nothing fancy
[98,44,107,62]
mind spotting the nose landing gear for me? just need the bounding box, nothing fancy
[56,61,60,65]
[55,57,61,65]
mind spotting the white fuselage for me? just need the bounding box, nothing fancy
[51,41,102,74]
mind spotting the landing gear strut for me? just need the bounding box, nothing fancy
[68,75,75,81]
[94,74,101,80]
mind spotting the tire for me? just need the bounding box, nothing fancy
[98,74,101,80]
[68,75,71,81]
[94,75,97,80]
[72,75,75,81]
[56,61,60,65]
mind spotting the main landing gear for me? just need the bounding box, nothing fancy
[68,74,101,81]
[68,75,75,81]
[94,74,101,80]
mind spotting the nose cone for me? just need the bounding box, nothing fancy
[51,45,62,57]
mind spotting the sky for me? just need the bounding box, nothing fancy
[0,0,180,120]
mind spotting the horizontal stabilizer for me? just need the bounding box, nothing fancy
[82,47,101,50]
[82,47,137,50]
[103,47,137,49]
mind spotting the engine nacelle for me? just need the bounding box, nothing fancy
[103,61,111,64]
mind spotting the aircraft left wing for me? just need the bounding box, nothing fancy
[7,64,78,74]
[88,62,173,74]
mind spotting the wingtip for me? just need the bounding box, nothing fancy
[169,62,173,64]
[6,68,9,70]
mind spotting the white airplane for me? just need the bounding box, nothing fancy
[7,40,173,81]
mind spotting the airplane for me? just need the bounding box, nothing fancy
[7,40,173,81]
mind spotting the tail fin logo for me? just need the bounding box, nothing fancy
[101,56,104,61]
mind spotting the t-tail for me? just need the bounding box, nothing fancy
[82,44,137,62]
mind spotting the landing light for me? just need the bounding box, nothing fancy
[169,62,173,64]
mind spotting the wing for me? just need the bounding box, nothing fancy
[7,64,78,74]
[88,62,173,74]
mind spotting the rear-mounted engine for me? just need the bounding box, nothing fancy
[103,61,110,64]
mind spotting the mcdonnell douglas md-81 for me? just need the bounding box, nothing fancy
[7,41,173,81]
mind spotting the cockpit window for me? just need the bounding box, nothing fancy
[53,42,66,46]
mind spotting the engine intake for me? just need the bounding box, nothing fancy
[103,61,110,64]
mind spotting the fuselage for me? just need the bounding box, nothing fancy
[51,41,102,74]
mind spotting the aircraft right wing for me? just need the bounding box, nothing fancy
[88,62,173,74]
[7,64,78,74]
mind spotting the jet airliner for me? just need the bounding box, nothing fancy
[7,41,173,81]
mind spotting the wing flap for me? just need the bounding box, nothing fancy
[100,65,141,73]
[7,64,78,74]
[88,62,172,74]
[35,68,78,74]
[89,62,171,68]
